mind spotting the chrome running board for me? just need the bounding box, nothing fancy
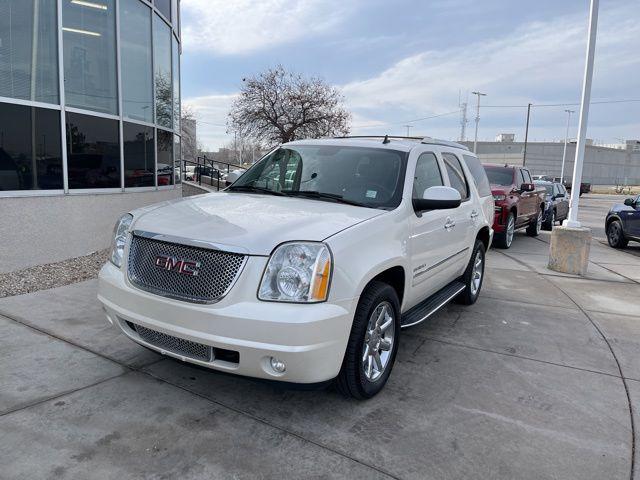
[400,281,466,329]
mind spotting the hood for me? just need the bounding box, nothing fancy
[131,192,384,255]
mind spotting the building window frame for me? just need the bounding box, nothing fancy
[0,0,181,197]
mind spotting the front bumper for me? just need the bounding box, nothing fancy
[98,260,356,383]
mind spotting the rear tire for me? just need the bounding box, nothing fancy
[607,220,628,248]
[456,240,485,305]
[526,208,542,237]
[336,281,400,399]
[495,212,515,249]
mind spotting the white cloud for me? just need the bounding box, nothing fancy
[342,5,640,138]
[183,93,237,150]
[182,0,356,55]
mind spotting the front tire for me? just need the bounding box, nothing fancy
[336,281,400,399]
[607,220,628,248]
[495,212,515,249]
[526,208,543,236]
[542,209,555,231]
[456,240,486,305]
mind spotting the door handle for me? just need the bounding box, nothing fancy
[470,210,479,219]
[444,218,456,230]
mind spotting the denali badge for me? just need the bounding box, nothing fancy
[154,255,201,276]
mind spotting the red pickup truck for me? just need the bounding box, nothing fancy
[483,164,546,248]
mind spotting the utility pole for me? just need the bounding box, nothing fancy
[565,0,598,228]
[472,91,486,153]
[404,125,413,137]
[560,109,574,183]
[522,103,532,166]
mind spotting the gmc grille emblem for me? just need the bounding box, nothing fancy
[154,255,201,276]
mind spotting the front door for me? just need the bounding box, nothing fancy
[408,152,456,308]
[628,195,640,237]
[518,168,537,224]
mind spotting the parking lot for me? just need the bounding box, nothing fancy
[1,194,638,480]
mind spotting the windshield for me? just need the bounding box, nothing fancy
[230,145,408,209]
[484,167,514,186]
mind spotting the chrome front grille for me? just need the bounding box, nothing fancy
[131,323,211,361]
[127,234,246,304]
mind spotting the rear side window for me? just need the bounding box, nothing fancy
[413,152,443,198]
[442,152,469,200]
[462,154,491,197]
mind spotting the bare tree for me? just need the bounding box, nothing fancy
[228,65,351,145]
[181,106,198,163]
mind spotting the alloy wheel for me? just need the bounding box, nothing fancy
[470,249,484,296]
[506,215,515,247]
[362,301,395,381]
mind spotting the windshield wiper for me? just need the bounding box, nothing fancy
[227,185,286,196]
[282,190,367,207]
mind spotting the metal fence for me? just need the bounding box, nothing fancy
[182,156,247,191]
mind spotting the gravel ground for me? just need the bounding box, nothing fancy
[0,249,110,298]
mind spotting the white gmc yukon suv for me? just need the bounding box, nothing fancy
[98,137,494,398]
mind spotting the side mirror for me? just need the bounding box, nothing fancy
[521,183,535,192]
[624,198,635,206]
[413,186,462,213]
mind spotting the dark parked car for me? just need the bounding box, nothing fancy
[483,164,546,248]
[606,195,640,248]
[534,180,570,230]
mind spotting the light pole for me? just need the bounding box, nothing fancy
[560,109,574,183]
[522,103,532,166]
[472,91,486,153]
[404,125,413,137]
[564,0,599,228]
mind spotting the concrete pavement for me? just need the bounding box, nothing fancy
[0,232,638,479]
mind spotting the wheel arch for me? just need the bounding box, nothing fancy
[366,266,406,308]
[476,226,491,251]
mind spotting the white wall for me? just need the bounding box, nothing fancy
[0,189,181,273]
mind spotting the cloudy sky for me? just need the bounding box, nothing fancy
[180,0,640,150]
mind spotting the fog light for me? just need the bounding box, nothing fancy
[270,357,286,373]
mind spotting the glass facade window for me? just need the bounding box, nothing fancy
[155,0,171,22]
[153,14,172,129]
[66,112,120,189]
[0,0,59,104]
[157,129,173,186]
[63,0,118,114]
[123,122,154,188]
[173,133,181,184]
[0,103,62,190]
[172,37,180,132]
[121,0,153,123]
[172,0,180,34]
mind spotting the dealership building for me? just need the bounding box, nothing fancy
[0,0,182,272]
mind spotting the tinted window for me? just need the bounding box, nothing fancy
[0,103,62,191]
[155,0,171,21]
[462,154,491,197]
[0,0,59,104]
[63,0,118,114]
[442,152,469,200]
[153,14,172,128]
[66,112,120,189]
[123,122,154,188]
[157,129,173,186]
[121,0,153,123]
[484,166,514,186]
[172,36,180,132]
[413,152,443,198]
[234,146,408,209]
[522,169,533,183]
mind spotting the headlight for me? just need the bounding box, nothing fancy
[493,194,506,201]
[258,242,332,303]
[110,214,133,268]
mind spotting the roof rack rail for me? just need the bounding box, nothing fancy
[331,135,470,151]
[420,137,470,151]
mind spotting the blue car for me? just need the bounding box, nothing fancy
[606,195,640,248]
